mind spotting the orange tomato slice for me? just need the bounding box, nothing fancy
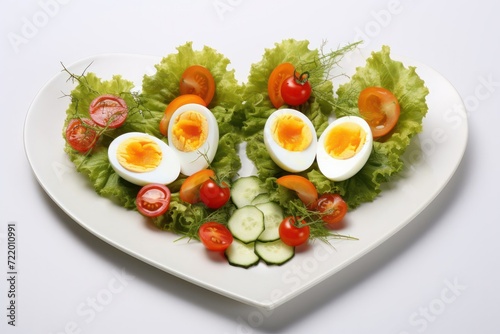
[179,65,216,106]
[159,94,206,136]
[179,169,215,204]
[357,86,400,139]
[276,175,318,208]
[268,62,295,108]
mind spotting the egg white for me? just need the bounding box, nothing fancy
[263,108,317,173]
[316,116,373,181]
[167,103,219,176]
[108,132,181,186]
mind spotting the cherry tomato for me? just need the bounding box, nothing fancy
[357,86,400,138]
[267,62,295,108]
[199,179,230,209]
[179,65,216,106]
[198,222,233,251]
[89,94,128,128]
[159,94,206,136]
[281,72,312,106]
[276,175,318,209]
[179,169,216,204]
[279,216,310,247]
[136,184,171,217]
[65,118,99,153]
[315,193,348,229]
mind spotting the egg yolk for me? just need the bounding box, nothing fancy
[117,137,162,172]
[324,122,366,160]
[272,114,312,151]
[171,111,208,152]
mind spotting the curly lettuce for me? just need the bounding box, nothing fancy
[242,43,429,209]
[329,45,429,207]
[62,43,246,236]
[62,73,153,209]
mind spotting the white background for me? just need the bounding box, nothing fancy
[2,0,500,333]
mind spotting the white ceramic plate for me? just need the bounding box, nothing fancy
[24,52,468,310]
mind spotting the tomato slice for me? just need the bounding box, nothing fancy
[136,184,171,218]
[268,62,295,108]
[89,94,128,129]
[199,179,230,209]
[179,169,216,204]
[315,193,348,229]
[65,118,99,153]
[281,73,312,106]
[279,216,310,247]
[276,175,318,208]
[198,222,233,251]
[159,94,206,136]
[179,65,216,106]
[357,87,400,139]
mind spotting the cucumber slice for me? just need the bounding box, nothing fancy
[231,176,267,208]
[255,239,294,265]
[227,206,265,243]
[251,193,270,205]
[225,239,260,268]
[256,202,284,242]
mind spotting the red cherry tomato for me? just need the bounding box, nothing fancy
[281,72,312,106]
[357,86,400,138]
[199,179,230,209]
[89,94,128,128]
[279,216,310,247]
[179,65,216,106]
[198,222,233,252]
[65,118,99,153]
[267,62,295,108]
[136,184,171,218]
[315,193,348,229]
[179,169,216,204]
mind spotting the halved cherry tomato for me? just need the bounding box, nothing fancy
[65,118,99,153]
[179,65,216,106]
[279,216,310,247]
[89,94,128,128]
[198,222,233,251]
[159,94,206,136]
[267,62,295,108]
[199,179,230,209]
[358,86,400,139]
[136,184,171,218]
[315,193,348,229]
[179,169,216,204]
[281,72,312,106]
[276,175,318,208]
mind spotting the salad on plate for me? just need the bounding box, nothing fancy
[61,39,428,268]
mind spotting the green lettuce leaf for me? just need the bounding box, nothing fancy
[141,42,245,179]
[63,43,246,234]
[63,73,152,209]
[330,45,429,207]
[242,39,337,137]
[242,39,347,181]
[242,43,429,209]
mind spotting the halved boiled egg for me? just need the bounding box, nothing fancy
[167,103,219,176]
[317,116,373,181]
[108,132,181,186]
[263,108,317,173]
